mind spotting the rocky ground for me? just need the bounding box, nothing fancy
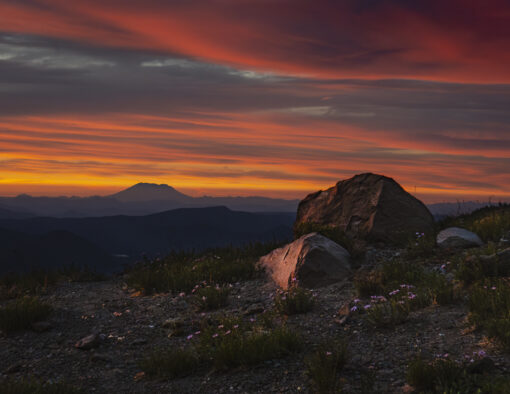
[1,245,509,394]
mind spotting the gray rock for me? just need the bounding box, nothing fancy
[294,173,435,245]
[437,227,483,249]
[75,334,100,350]
[258,233,351,288]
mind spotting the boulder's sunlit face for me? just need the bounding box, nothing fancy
[0,0,509,201]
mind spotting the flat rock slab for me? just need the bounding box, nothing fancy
[437,227,483,249]
[258,233,351,289]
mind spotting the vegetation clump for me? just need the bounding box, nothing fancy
[191,284,230,311]
[0,296,52,334]
[140,313,302,377]
[0,266,106,300]
[0,379,84,394]
[407,354,510,393]
[305,339,349,393]
[468,280,510,350]
[274,285,315,315]
[138,347,200,378]
[125,242,280,295]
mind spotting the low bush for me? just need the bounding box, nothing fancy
[139,347,200,378]
[191,285,230,311]
[0,296,52,334]
[197,315,302,369]
[0,270,60,300]
[305,339,349,393]
[468,280,510,350]
[407,355,510,393]
[125,242,280,295]
[354,259,457,309]
[0,266,106,300]
[406,231,437,259]
[457,252,510,286]
[207,326,302,369]
[0,378,84,394]
[274,286,315,315]
[364,299,410,327]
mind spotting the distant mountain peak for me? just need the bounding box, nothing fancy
[109,183,191,202]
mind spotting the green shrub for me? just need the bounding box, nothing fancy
[407,355,510,393]
[274,286,315,315]
[364,299,410,327]
[457,252,510,286]
[0,270,60,300]
[0,266,106,300]
[139,347,200,378]
[196,314,301,369]
[0,296,52,333]
[354,259,455,308]
[0,379,84,394]
[208,326,302,369]
[125,242,280,295]
[406,232,437,259]
[191,286,230,311]
[353,270,385,298]
[468,281,510,350]
[305,339,349,393]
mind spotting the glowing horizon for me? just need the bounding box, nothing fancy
[1,0,509,203]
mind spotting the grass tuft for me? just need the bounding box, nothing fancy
[0,296,52,334]
[274,286,315,315]
[191,285,230,311]
[407,355,510,393]
[0,378,84,394]
[305,339,349,393]
[125,242,280,295]
[138,347,200,378]
[468,280,510,350]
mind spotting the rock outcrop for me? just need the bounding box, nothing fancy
[258,233,351,289]
[437,227,483,249]
[294,173,435,245]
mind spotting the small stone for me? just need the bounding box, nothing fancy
[90,353,112,363]
[131,338,147,346]
[31,321,52,333]
[75,334,100,350]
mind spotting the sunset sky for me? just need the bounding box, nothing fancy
[1,0,510,202]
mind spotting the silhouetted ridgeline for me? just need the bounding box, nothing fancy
[0,206,294,274]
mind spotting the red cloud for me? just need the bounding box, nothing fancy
[1,0,509,82]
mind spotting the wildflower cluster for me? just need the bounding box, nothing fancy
[350,284,422,327]
[274,283,315,315]
[190,282,230,311]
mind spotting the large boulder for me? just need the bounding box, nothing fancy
[437,227,483,249]
[295,173,434,245]
[258,233,351,289]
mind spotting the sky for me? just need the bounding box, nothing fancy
[0,0,510,202]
